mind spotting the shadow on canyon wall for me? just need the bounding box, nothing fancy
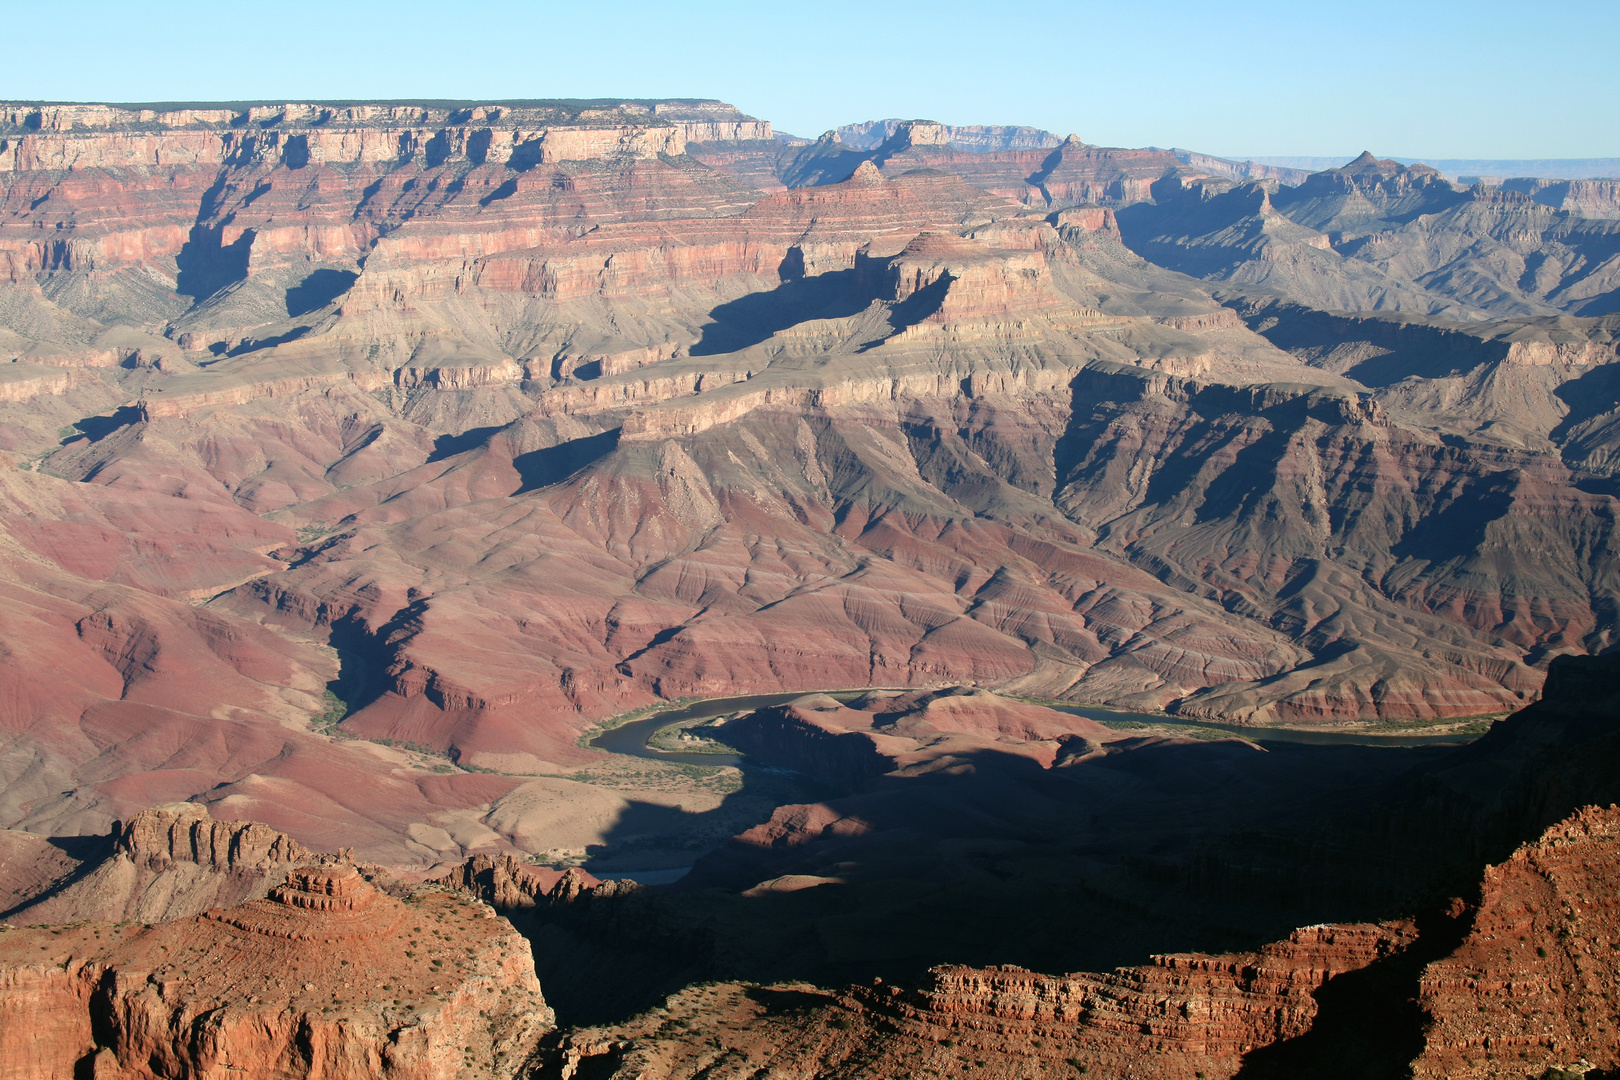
[516,735,1436,1026]
[519,654,1620,1028]
[690,268,869,356]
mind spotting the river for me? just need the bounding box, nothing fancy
[588,689,1483,764]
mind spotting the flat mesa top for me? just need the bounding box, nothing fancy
[0,99,762,134]
[0,873,520,1014]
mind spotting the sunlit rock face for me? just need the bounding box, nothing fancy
[0,99,1615,867]
[0,859,549,1079]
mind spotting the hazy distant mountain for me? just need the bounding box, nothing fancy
[1248,155,1620,181]
[835,118,1063,152]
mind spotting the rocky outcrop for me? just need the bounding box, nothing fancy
[3,803,313,924]
[885,922,1417,1070]
[428,854,613,911]
[0,362,86,402]
[115,801,310,871]
[0,100,706,173]
[1502,177,1620,219]
[835,119,1063,153]
[541,921,1420,1080]
[0,864,550,1079]
[1413,804,1620,1079]
[540,798,1620,1080]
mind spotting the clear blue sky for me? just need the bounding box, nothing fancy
[5,0,1615,159]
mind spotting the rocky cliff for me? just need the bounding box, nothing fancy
[539,801,1620,1080]
[428,853,617,911]
[545,920,1419,1079]
[1119,153,1620,318]
[3,802,313,924]
[0,862,549,1079]
[1414,804,1620,1078]
[1502,176,1620,220]
[834,119,1064,153]
[0,98,774,174]
[765,124,1205,209]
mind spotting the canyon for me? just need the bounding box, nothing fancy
[6,652,1613,1078]
[533,652,1620,1078]
[0,100,1616,859]
[0,804,550,1079]
[0,94,1617,1077]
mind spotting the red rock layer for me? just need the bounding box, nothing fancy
[547,804,1620,1080]
[546,921,1418,1080]
[0,864,550,1080]
[884,922,1417,1072]
[1413,804,1620,1079]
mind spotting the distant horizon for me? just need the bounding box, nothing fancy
[6,98,1618,179]
[1237,155,1620,180]
[3,0,1613,160]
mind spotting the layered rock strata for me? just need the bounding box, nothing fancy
[540,804,1620,1080]
[0,99,1615,857]
[1413,805,1620,1079]
[1502,177,1620,220]
[0,864,550,1079]
[3,802,314,924]
[0,98,772,174]
[761,124,1208,209]
[834,120,1064,153]
[1118,152,1620,318]
[544,921,1419,1080]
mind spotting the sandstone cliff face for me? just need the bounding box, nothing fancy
[882,923,1417,1074]
[539,801,1620,1080]
[1414,805,1620,1079]
[0,99,718,174]
[1503,177,1620,219]
[0,864,550,1080]
[541,921,1420,1080]
[3,802,316,925]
